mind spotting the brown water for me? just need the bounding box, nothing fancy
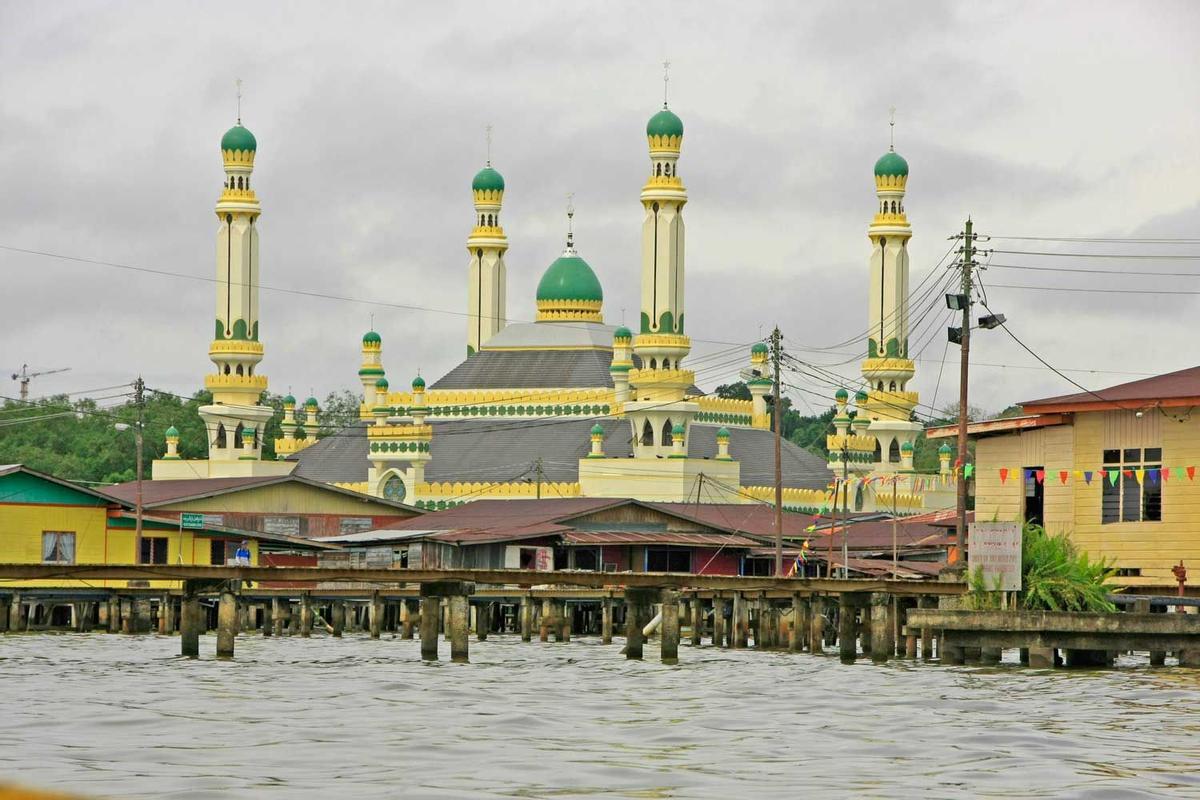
[2,633,1199,799]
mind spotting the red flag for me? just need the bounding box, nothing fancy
[1160,468,1170,482]
[999,468,1009,484]
[1035,469,1045,484]
[1059,470,1069,484]
[1123,470,1134,478]
[1189,466,1196,481]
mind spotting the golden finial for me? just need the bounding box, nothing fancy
[236,78,243,125]
[889,106,896,152]
[662,60,671,107]
[485,124,493,167]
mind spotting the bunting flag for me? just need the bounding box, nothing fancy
[1025,468,1035,482]
[1083,471,1094,485]
[995,464,1197,486]
[1035,469,1046,484]
[1148,468,1160,484]
[1108,469,1119,486]
[1133,469,1144,484]
[1160,468,1169,482]
[964,464,975,479]
[999,467,1009,484]
[1189,466,1196,481]
[1059,470,1069,485]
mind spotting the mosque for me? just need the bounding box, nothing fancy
[151,94,956,515]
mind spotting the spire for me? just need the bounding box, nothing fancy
[662,60,671,108]
[236,78,243,125]
[889,106,895,152]
[565,192,576,252]
[485,123,493,167]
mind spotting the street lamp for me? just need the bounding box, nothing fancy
[114,421,144,563]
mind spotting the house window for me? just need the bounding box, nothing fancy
[42,531,76,564]
[211,540,238,565]
[742,557,773,576]
[1101,447,1162,524]
[646,548,691,573]
[572,548,600,571]
[140,536,169,565]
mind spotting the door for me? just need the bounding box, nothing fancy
[1023,465,1044,527]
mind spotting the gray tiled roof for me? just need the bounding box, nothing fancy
[289,418,832,490]
[431,350,617,390]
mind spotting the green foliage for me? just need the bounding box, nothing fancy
[1020,523,1119,613]
[964,566,1004,610]
[0,386,360,486]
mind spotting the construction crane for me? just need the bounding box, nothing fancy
[10,364,71,402]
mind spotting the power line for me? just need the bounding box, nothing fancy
[989,263,1200,278]
[989,283,1200,296]
[992,249,1200,260]
[990,235,1200,244]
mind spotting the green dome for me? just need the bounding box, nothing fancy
[283,394,296,405]
[938,443,953,456]
[855,389,868,403]
[835,388,849,402]
[375,378,389,390]
[164,425,179,437]
[537,255,603,303]
[221,124,257,153]
[362,331,381,344]
[613,326,632,340]
[672,423,685,435]
[647,107,684,138]
[900,441,914,453]
[874,150,908,177]
[751,342,769,355]
[472,167,505,192]
[716,427,730,438]
[591,423,605,435]
[411,376,426,390]
[304,396,318,408]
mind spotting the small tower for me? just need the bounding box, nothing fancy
[281,395,298,439]
[715,427,732,461]
[466,158,508,355]
[366,375,432,505]
[861,122,922,472]
[199,117,276,466]
[939,442,953,475]
[587,423,606,458]
[163,426,181,460]
[359,331,384,399]
[610,326,633,406]
[747,343,771,429]
[639,103,687,335]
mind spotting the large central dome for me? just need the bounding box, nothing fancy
[536,251,604,323]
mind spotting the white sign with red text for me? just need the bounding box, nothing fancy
[968,522,1023,592]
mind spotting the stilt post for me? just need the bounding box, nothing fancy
[660,589,681,664]
[216,588,237,659]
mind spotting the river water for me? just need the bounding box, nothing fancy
[2,633,1199,799]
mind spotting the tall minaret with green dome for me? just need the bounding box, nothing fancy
[859,129,922,471]
[466,160,508,355]
[198,117,276,465]
[639,102,687,336]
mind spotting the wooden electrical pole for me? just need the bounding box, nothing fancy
[771,327,784,577]
[955,219,975,561]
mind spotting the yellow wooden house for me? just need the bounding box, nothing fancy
[0,465,332,589]
[929,366,1200,591]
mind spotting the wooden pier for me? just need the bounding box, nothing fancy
[1,564,1196,668]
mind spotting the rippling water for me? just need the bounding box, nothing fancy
[2,632,1199,798]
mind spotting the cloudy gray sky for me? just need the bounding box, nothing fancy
[2,1,1198,420]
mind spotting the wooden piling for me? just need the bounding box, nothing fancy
[420,597,440,661]
[809,597,824,655]
[216,589,237,659]
[299,594,313,637]
[369,592,383,639]
[475,602,490,641]
[400,599,415,639]
[520,594,533,642]
[120,597,133,634]
[690,598,702,646]
[601,595,613,645]
[870,593,891,664]
[712,596,727,648]
[791,594,807,653]
[732,593,748,649]
[838,595,858,664]
[106,594,119,633]
[624,588,654,660]
[180,590,200,658]
[331,602,345,638]
[660,590,681,664]
[1027,646,1055,668]
[919,596,935,660]
[448,595,470,663]
[539,599,552,642]
[271,598,284,636]
[558,601,571,642]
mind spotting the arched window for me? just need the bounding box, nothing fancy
[888,439,901,463]
[662,419,674,446]
[649,358,657,369]
[877,381,884,391]
[889,381,896,391]
[656,163,662,176]
[233,423,244,449]
[236,364,244,376]
[854,483,865,511]
[873,439,882,462]
[662,359,670,370]
[215,423,227,448]
[641,419,654,446]
[891,200,897,213]
[383,474,406,502]
[223,364,231,375]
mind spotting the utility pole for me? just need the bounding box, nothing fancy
[839,442,849,579]
[770,327,783,577]
[534,457,544,500]
[133,376,145,563]
[955,219,975,561]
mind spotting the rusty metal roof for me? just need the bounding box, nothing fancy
[1021,365,1200,412]
[101,474,419,513]
[561,530,761,547]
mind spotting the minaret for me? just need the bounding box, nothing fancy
[861,116,922,472]
[639,89,686,336]
[199,114,275,465]
[466,137,508,355]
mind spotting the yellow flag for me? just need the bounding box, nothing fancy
[1134,469,1144,485]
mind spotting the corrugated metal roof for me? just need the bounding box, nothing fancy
[561,530,761,547]
[102,473,418,512]
[432,349,617,390]
[385,499,624,530]
[1022,365,1200,410]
